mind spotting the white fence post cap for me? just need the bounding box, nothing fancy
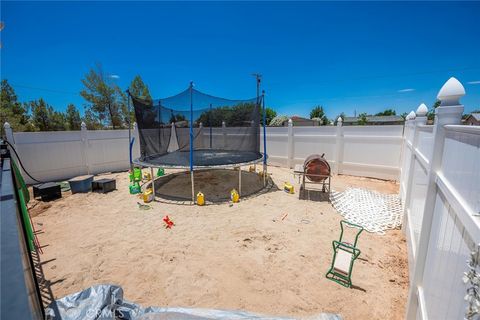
[337,117,343,123]
[81,122,87,129]
[437,77,465,105]
[288,118,293,125]
[4,122,10,129]
[406,111,416,120]
[416,103,428,117]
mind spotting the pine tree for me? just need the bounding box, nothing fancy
[80,64,126,129]
[1,80,33,135]
[66,104,82,130]
[375,109,396,116]
[129,75,152,103]
[27,98,67,131]
[309,105,329,125]
[357,112,368,125]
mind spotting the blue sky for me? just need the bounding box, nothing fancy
[1,1,479,119]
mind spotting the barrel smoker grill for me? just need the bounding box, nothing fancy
[294,153,332,201]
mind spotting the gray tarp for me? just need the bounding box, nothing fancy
[45,284,342,320]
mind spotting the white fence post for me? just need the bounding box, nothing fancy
[80,121,90,175]
[405,77,466,319]
[198,122,203,148]
[400,111,416,208]
[133,122,139,141]
[167,122,178,152]
[3,122,23,178]
[403,106,428,216]
[334,117,343,175]
[222,121,227,148]
[3,122,15,146]
[287,118,294,168]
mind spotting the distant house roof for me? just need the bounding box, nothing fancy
[469,113,480,121]
[343,115,404,124]
[464,113,480,125]
[279,116,321,126]
[290,116,312,121]
[343,117,358,123]
[367,115,404,122]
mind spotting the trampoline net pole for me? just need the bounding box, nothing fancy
[126,90,133,172]
[209,103,212,149]
[238,166,242,196]
[191,170,195,203]
[262,90,267,187]
[190,82,195,203]
[150,167,155,196]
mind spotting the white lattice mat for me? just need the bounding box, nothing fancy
[330,188,403,235]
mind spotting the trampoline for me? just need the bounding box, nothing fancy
[128,80,268,203]
[135,150,263,168]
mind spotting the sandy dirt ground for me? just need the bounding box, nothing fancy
[30,166,408,320]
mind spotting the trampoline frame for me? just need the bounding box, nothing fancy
[128,78,268,204]
[140,156,266,204]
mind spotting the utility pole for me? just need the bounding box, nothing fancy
[252,73,262,100]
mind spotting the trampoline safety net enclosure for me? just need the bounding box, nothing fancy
[130,83,265,169]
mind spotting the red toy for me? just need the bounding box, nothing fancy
[163,215,175,229]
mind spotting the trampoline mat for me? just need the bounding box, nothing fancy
[137,149,262,168]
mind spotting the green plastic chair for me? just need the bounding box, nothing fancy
[326,220,364,288]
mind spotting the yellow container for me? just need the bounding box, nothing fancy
[143,172,151,181]
[197,192,205,206]
[284,182,294,194]
[143,188,154,203]
[258,170,267,178]
[230,189,240,203]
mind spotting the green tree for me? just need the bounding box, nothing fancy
[83,108,103,130]
[66,104,82,130]
[129,75,152,103]
[29,98,66,131]
[357,112,368,125]
[80,64,126,129]
[309,105,329,125]
[197,103,257,127]
[50,110,67,131]
[30,99,50,131]
[375,109,396,116]
[1,80,33,135]
[264,107,277,125]
[169,113,187,124]
[127,75,152,127]
[400,112,408,120]
[427,100,441,122]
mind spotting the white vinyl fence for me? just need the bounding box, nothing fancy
[4,119,404,185]
[401,78,480,320]
[261,122,404,180]
[3,123,141,184]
